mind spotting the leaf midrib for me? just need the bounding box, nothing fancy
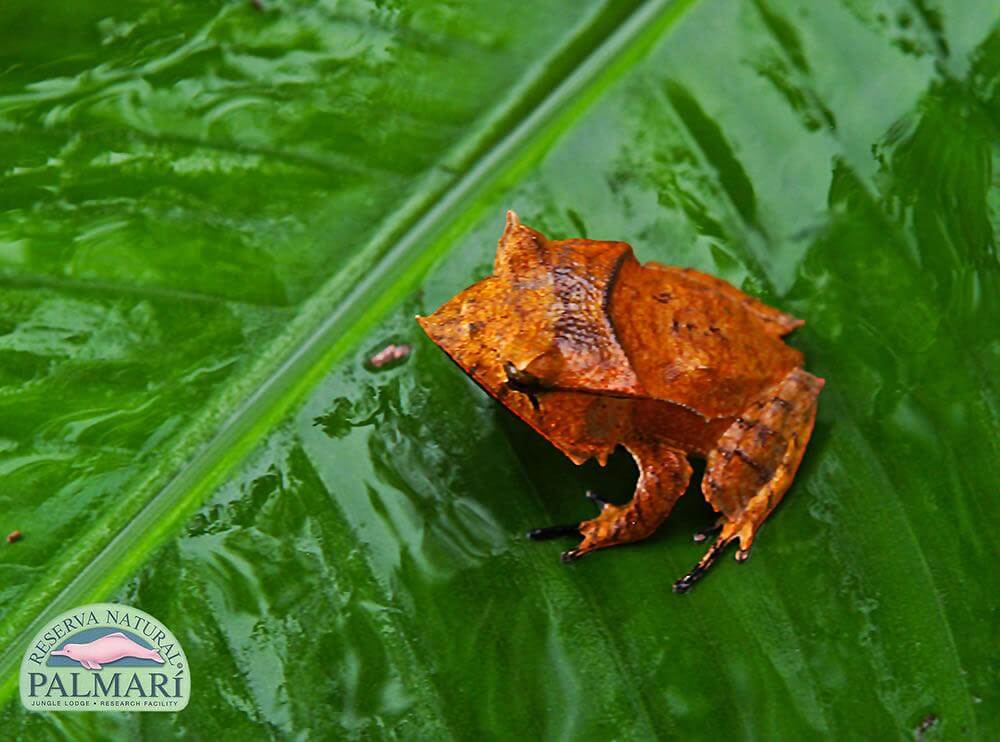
[0,0,701,704]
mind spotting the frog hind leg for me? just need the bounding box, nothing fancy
[673,367,824,593]
[529,440,692,561]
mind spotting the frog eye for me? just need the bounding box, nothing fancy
[503,361,541,388]
[503,361,542,410]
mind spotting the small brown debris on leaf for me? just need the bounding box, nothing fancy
[6,530,22,544]
[368,343,411,369]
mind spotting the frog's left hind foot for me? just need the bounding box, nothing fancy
[674,367,824,593]
[528,441,692,561]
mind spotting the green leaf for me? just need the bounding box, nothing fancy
[0,0,644,689]
[2,0,998,739]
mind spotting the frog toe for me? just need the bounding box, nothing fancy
[526,523,581,541]
[672,522,744,593]
[560,547,585,563]
[692,517,725,543]
[585,489,612,510]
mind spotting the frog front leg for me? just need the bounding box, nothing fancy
[529,440,692,561]
[673,367,824,593]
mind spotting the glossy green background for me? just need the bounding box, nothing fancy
[1,0,997,738]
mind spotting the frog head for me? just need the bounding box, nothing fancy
[417,211,641,404]
[417,212,564,398]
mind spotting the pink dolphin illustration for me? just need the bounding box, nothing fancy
[50,632,165,670]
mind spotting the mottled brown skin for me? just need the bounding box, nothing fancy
[417,212,824,592]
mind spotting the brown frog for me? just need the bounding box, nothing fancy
[417,212,824,592]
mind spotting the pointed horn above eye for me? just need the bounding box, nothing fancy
[495,208,543,275]
[496,210,522,273]
[501,210,522,244]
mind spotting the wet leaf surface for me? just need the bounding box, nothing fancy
[0,0,636,683]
